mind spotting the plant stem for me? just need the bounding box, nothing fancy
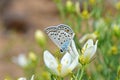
[79,66,85,80]
[57,76,63,80]
[75,68,80,80]
[50,74,56,80]
[60,77,64,80]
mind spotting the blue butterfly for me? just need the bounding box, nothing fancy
[45,24,74,53]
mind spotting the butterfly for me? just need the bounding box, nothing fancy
[44,24,74,53]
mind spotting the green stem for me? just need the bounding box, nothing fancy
[79,66,85,80]
[60,77,64,80]
[57,76,64,80]
[86,20,89,33]
[57,2,65,21]
[75,68,80,80]
[50,74,56,80]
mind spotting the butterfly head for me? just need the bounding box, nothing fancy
[60,49,63,52]
[60,48,65,54]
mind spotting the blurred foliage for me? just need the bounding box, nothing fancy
[7,0,120,80]
[53,0,120,80]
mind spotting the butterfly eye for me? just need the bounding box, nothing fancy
[60,49,63,53]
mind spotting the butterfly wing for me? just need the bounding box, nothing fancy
[56,30,72,51]
[60,40,71,53]
[45,24,74,52]
[57,24,74,37]
[44,26,61,49]
[57,24,75,52]
[44,26,57,34]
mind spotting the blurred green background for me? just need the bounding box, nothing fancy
[0,0,120,80]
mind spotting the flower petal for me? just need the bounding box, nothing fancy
[84,46,95,60]
[31,75,34,80]
[60,53,72,76]
[89,40,98,59]
[12,54,27,67]
[69,47,75,58]
[84,40,98,59]
[79,33,97,43]
[61,55,78,77]
[18,77,26,80]
[83,39,93,49]
[79,34,90,43]
[70,40,79,56]
[61,52,71,67]
[43,50,58,74]
[69,56,78,71]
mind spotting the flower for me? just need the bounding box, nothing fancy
[66,0,75,13]
[75,1,80,15]
[29,52,37,61]
[35,30,46,47]
[110,46,118,55]
[43,50,78,77]
[79,39,98,65]
[79,33,98,43]
[69,40,79,58]
[112,24,119,30]
[112,23,120,37]
[12,53,28,67]
[89,0,96,5]
[18,78,26,80]
[12,52,37,67]
[115,1,120,10]
[81,9,90,19]
[18,75,34,80]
